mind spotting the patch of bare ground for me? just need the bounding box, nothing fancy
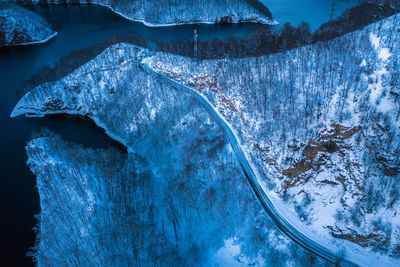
[189,74,239,113]
[188,75,218,91]
[280,124,361,192]
[327,226,388,248]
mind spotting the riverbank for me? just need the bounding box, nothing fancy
[9,0,275,26]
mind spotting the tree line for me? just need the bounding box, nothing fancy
[19,0,400,93]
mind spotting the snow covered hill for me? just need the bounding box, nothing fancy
[16,43,324,266]
[7,0,275,26]
[0,4,56,46]
[144,13,400,261]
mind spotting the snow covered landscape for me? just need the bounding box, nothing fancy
[6,0,274,26]
[0,3,56,46]
[2,0,400,266]
[143,13,400,263]
[12,44,328,266]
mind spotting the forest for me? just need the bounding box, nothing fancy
[145,11,400,260]
[0,3,55,46]
[16,44,326,265]
[17,0,400,95]
[4,0,400,266]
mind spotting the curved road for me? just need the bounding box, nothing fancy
[140,63,359,267]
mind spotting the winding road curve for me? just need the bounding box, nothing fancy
[140,62,359,267]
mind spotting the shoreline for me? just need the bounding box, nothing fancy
[18,1,277,27]
[0,31,58,48]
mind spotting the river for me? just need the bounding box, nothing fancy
[0,2,360,265]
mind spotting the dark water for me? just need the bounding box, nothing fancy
[263,0,362,30]
[0,3,360,266]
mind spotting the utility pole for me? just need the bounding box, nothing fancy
[193,28,198,59]
[329,0,336,21]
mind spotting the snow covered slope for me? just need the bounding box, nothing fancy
[0,4,56,46]
[8,0,274,26]
[15,43,325,266]
[143,13,400,262]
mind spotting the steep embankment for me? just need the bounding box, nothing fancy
[14,44,325,266]
[143,13,400,263]
[9,0,274,26]
[0,3,56,46]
